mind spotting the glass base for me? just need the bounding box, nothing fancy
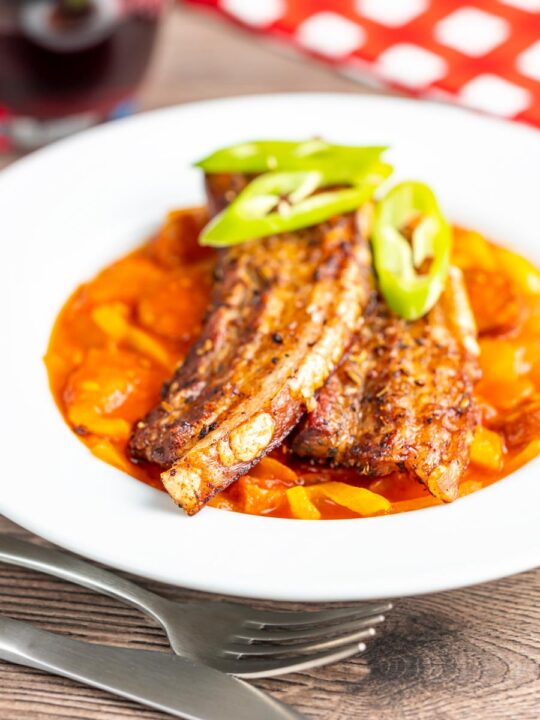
[6,113,99,151]
[0,99,136,152]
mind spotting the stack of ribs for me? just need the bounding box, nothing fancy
[129,174,480,514]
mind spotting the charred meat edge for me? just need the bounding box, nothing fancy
[293,266,480,502]
[130,177,373,513]
[207,173,481,502]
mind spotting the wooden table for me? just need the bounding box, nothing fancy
[1,6,538,719]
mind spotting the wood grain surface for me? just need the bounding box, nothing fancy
[1,516,539,720]
[0,6,539,719]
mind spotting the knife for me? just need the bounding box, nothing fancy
[0,615,305,720]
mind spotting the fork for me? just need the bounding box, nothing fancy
[0,535,391,678]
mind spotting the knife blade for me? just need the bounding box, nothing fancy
[0,615,305,720]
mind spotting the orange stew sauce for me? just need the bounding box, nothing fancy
[45,208,540,519]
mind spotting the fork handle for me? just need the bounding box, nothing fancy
[0,535,167,624]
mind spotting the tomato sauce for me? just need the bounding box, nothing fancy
[45,208,540,519]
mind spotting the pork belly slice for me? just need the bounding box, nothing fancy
[293,267,481,502]
[130,213,373,514]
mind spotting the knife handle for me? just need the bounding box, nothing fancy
[0,536,167,624]
[0,616,306,720]
[0,614,188,717]
[0,613,129,675]
[0,614,65,670]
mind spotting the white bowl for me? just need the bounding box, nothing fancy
[1,94,539,600]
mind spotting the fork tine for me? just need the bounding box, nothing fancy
[242,602,392,629]
[226,627,376,658]
[232,642,366,679]
[234,614,385,643]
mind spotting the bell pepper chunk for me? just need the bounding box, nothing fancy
[312,482,390,516]
[92,303,173,369]
[89,438,134,473]
[250,457,298,482]
[372,181,452,320]
[494,247,540,295]
[391,496,442,513]
[459,479,484,497]
[470,426,504,472]
[505,440,540,474]
[452,229,498,271]
[238,477,288,516]
[287,486,321,520]
[67,405,132,439]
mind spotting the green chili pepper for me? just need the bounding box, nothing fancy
[372,181,452,321]
[200,164,391,247]
[195,139,387,184]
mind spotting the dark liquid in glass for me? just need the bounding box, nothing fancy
[0,0,162,120]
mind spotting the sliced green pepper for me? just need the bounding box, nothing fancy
[200,165,391,247]
[195,139,387,185]
[372,181,452,321]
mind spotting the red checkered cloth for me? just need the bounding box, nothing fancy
[185,0,540,129]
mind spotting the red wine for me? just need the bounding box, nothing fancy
[0,0,164,146]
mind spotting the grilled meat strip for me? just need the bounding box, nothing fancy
[293,266,480,501]
[130,185,373,514]
[200,173,480,502]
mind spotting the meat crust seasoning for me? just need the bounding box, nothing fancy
[130,213,373,514]
[294,267,480,501]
